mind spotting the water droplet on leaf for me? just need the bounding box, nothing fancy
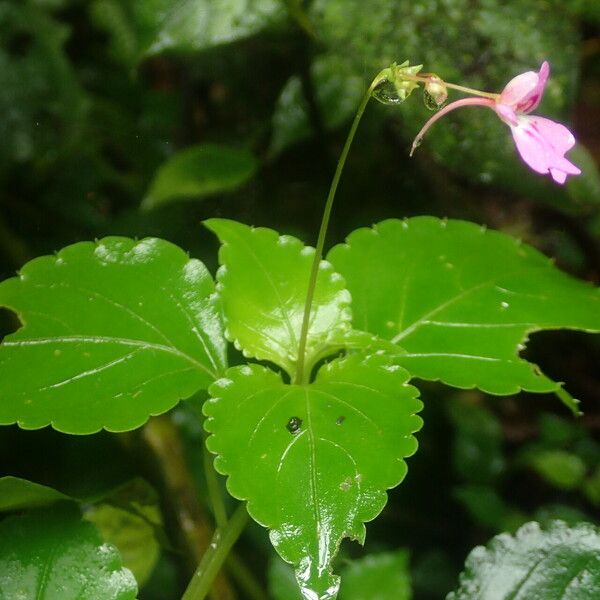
[286,416,303,435]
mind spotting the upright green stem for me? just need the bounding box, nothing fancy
[182,504,249,600]
[203,442,228,530]
[294,73,385,384]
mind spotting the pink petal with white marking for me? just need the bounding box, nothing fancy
[509,115,580,184]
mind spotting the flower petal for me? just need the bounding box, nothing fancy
[500,61,550,113]
[508,115,581,184]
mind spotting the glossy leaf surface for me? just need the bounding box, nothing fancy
[206,219,351,377]
[0,503,137,599]
[205,353,422,599]
[328,218,600,403]
[132,0,285,57]
[0,237,226,433]
[142,144,258,210]
[448,520,600,599]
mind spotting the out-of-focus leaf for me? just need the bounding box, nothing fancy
[85,478,162,586]
[269,54,364,158]
[448,521,600,600]
[524,449,587,490]
[538,413,583,446]
[142,144,258,210]
[0,476,71,512]
[565,145,600,207]
[311,0,578,197]
[454,485,525,533]
[534,504,591,527]
[0,504,137,599]
[0,3,87,170]
[448,400,505,484]
[206,219,352,377]
[328,218,600,413]
[584,467,600,506]
[268,556,304,600]
[90,0,138,66]
[0,237,227,433]
[339,550,411,600]
[132,0,286,58]
[205,353,422,599]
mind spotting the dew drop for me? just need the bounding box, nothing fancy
[500,301,509,310]
[372,79,403,105]
[336,416,345,425]
[286,416,303,435]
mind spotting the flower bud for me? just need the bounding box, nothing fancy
[423,75,448,110]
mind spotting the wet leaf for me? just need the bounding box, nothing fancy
[0,503,137,599]
[142,144,258,210]
[205,353,422,600]
[448,521,600,599]
[0,237,227,433]
[206,219,352,378]
[328,218,600,412]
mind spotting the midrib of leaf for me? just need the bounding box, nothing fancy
[225,227,299,355]
[391,280,490,344]
[29,273,221,375]
[2,335,216,378]
[304,388,322,566]
[35,538,59,600]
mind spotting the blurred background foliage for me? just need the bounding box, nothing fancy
[0,0,599,598]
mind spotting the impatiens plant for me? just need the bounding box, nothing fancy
[0,56,598,600]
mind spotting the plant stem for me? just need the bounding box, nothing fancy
[294,73,385,385]
[401,73,500,100]
[203,442,229,530]
[226,552,269,600]
[182,504,249,600]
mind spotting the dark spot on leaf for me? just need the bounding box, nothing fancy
[286,416,302,435]
[336,416,345,425]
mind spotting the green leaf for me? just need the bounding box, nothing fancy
[453,485,526,533]
[0,503,137,599]
[524,449,587,490]
[204,352,422,599]
[565,144,600,207]
[132,0,285,58]
[339,550,412,600]
[0,476,72,512]
[448,400,505,484]
[448,520,600,599]
[142,144,258,210]
[85,479,162,586]
[0,237,226,433]
[328,218,600,409]
[206,219,352,377]
[269,556,304,600]
[268,54,364,158]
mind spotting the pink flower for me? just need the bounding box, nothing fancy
[411,62,581,184]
